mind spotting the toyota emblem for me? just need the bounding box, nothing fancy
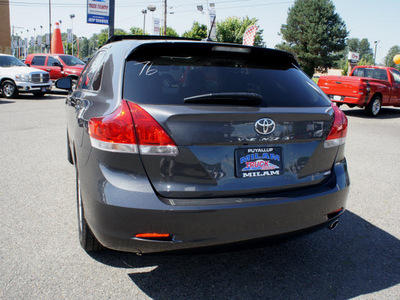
[254,118,276,135]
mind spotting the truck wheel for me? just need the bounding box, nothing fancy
[1,80,19,98]
[365,96,381,117]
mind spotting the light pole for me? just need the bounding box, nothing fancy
[147,5,156,35]
[33,28,36,53]
[40,25,43,53]
[26,29,29,57]
[142,9,147,34]
[70,14,75,56]
[49,0,52,52]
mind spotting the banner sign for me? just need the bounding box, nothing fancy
[243,25,258,46]
[154,18,160,36]
[209,10,216,40]
[67,29,73,43]
[87,0,110,25]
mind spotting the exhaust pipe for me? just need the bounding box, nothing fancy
[328,220,339,230]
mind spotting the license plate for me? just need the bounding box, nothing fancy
[41,87,46,92]
[333,95,342,101]
[235,147,283,178]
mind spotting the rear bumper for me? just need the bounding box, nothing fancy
[328,94,366,106]
[83,160,350,254]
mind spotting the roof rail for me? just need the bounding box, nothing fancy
[104,35,200,45]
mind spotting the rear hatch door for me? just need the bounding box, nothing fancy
[123,42,337,199]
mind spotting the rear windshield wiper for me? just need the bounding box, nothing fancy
[183,92,262,106]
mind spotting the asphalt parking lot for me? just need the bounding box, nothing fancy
[0,94,399,299]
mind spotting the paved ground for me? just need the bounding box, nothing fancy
[0,94,399,299]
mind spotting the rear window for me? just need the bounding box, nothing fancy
[123,43,330,107]
[352,68,388,81]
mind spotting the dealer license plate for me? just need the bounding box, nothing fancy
[235,147,283,178]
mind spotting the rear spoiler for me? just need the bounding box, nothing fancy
[104,35,200,46]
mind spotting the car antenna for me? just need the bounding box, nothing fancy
[203,16,216,42]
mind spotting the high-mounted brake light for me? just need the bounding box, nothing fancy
[88,100,178,155]
[324,103,348,148]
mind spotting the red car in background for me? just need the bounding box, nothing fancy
[25,53,85,84]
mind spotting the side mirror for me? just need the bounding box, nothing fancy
[55,77,73,91]
[53,61,63,68]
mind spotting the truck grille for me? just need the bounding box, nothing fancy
[31,73,50,83]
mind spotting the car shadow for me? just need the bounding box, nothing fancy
[89,211,400,299]
[0,99,15,104]
[12,94,66,101]
[340,106,400,119]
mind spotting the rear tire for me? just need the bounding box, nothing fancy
[365,96,381,117]
[76,166,103,252]
[1,80,19,98]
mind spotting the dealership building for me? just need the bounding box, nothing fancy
[0,0,12,54]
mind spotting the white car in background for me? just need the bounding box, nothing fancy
[0,54,52,98]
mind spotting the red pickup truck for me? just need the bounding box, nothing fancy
[318,66,400,116]
[25,53,85,84]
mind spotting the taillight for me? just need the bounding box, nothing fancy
[358,83,366,95]
[358,82,370,95]
[88,100,178,156]
[88,101,138,153]
[127,102,178,156]
[324,103,348,148]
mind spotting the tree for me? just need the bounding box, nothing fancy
[384,45,400,70]
[276,0,348,77]
[182,22,207,40]
[216,16,265,47]
[159,27,179,37]
[130,27,146,35]
[97,28,128,48]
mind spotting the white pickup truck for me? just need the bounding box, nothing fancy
[0,54,52,98]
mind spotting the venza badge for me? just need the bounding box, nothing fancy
[254,118,275,135]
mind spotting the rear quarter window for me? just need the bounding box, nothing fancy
[77,51,106,91]
[31,56,46,66]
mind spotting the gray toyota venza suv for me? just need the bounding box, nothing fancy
[57,36,349,254]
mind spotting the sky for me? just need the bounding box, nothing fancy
[7,0,400,64]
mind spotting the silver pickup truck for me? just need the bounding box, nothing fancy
[0,54,52,98]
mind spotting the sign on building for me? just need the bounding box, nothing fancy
[87,0,110,25]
